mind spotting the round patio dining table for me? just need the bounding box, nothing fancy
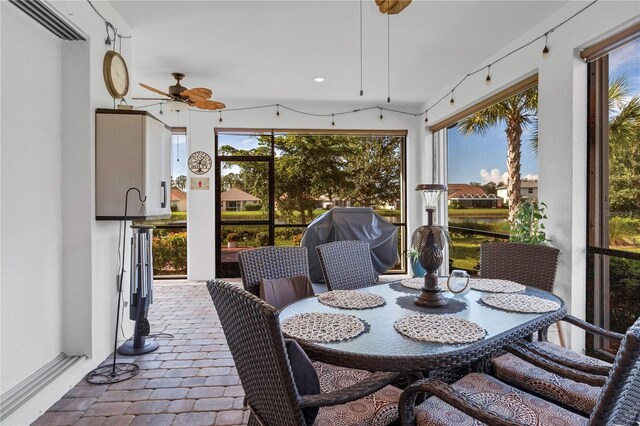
[279,281,566,372]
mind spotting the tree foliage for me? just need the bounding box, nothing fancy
[341,136,401,207]
[608,76,640,215]
[172,175,187,191]
[218,134,402,223]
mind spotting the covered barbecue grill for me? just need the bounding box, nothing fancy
[301,207,399,282]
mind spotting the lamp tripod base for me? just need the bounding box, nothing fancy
[117,339,159,356]
[414,273,449,308]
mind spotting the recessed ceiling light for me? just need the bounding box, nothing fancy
[314,76,326,83]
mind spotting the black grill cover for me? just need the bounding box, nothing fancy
[301,207,399,282]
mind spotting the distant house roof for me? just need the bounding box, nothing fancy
[447,184,486,199]
[171,188,187,201]
[220,188,260,202]
[496,179,538,190]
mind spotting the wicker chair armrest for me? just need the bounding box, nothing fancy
[562,315,624,341]
[517,341,611,376]
[299,371,403,408]
[398,378,520,426]
[506,343,607,386]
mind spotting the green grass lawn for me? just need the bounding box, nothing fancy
[448,208,509,218]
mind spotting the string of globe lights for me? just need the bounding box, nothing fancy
[86,0,132,52]
[136,0,598,126]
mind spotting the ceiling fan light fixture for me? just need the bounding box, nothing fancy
[166,100,191,111]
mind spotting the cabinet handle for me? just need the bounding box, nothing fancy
[161,181,167,208]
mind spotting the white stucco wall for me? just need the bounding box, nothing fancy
[423,1,640,351]
[148,101,426,280]
[0,1,134,423]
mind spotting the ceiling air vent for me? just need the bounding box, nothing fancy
[9,0,85,41]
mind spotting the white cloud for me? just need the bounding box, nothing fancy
[479,169,538,184]
[479,169,507,184]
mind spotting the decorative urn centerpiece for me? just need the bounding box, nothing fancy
[412,184,449,308]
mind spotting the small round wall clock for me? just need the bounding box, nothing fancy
[188,151,212,175]
[103,50,129,99]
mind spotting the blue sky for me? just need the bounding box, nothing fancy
[448,123,538,185]
[610,38,640,96]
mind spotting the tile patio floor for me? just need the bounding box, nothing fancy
[33,280,249,426]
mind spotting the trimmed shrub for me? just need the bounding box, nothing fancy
[153,232,187,274]
[226,233,240,242]
[243,203,262,211]
[256,232,269,247]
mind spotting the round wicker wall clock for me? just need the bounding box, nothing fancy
[103,50,129,99]
[188,151,212,175]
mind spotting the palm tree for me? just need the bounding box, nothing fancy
[458,87,538,221]
[607,76,640,215]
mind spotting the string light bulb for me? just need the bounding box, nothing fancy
[450,91,455,104]
[424,113,428,123]
[218,111,223,122]
[379,108,384,120]
[276,104,280,117]
[542,33,550,56]
[485,65,491,85]
[331,114,335,126]
[159,104,163,115]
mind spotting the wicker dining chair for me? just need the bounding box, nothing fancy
[480,241,567,345]
[207,280,403,426]
[316,240,378,291]
[238,246,310,297]
[398,315,640,426]
[480,242,560,292]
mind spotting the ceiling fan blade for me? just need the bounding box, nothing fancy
[190,87,213,98]
[387,0,411,14]
[375,0,410,14]
[132,97,170,100]
[139,83,171,97]
[195,100,226,111]
[181,89,208,102]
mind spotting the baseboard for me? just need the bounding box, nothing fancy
[0,354,97,425]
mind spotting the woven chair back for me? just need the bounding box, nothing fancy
[589,315,640,425]
[480,242,560,292]
[316,240,377,291]
[238,246,310,296]
[206,280,306,426]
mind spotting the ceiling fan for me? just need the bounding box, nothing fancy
[133,72,225,111]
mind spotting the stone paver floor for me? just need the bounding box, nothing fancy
[33,280,249,426]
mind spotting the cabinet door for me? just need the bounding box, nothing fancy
[96,113,144,218]
[143,116,166,216]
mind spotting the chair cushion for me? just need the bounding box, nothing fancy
[532,341,613,369]
[492,352,602,415]
[285,339,321,425]
[260,275,315,309]
[312,362,400,426]
[415,373,588,426]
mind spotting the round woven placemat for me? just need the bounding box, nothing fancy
[470,278,525,293]
[400,277,447,290]
[394,315,486,344]
[281,313,366,343]
[317,290,385,310]
[481,294,560,313]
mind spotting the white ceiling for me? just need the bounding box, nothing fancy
[111,0,569,106]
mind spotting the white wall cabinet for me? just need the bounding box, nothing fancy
[96,109,171,220]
